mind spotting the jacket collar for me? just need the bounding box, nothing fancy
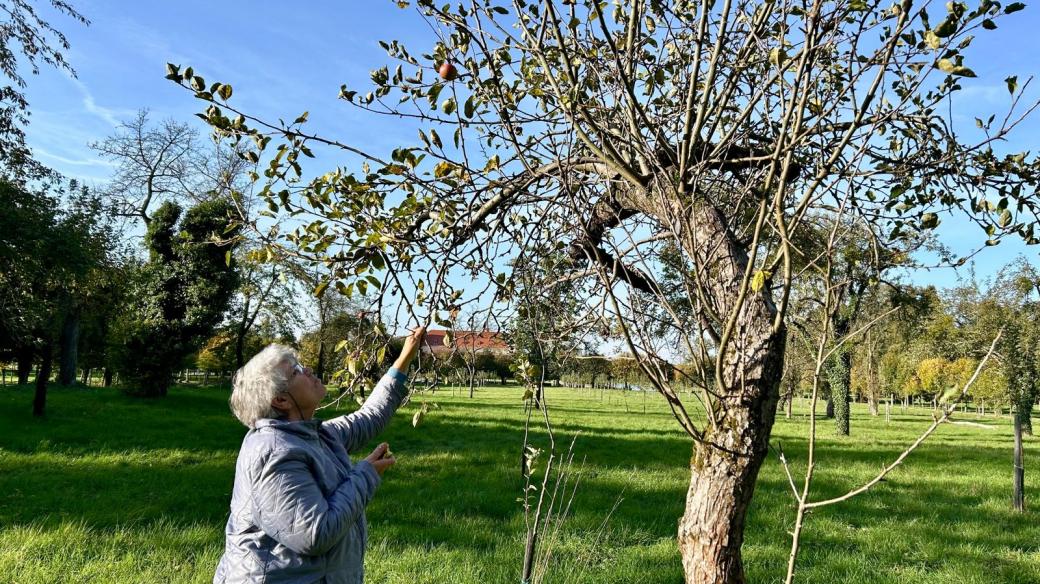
[254,417,323,440]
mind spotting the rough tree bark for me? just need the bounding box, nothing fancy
[668,202,785,583]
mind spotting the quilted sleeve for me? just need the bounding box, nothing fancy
[251,448,381,556]
[324,367,408,453]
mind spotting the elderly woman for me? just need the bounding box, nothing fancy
[213,327,426,583]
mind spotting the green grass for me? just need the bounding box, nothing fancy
[1,383,1038,583]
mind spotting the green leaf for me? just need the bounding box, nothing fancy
[294,111,309,124]
[1006,75,1019,95]
[769,47,788,68]
[412,409,425,427]
[936,58,957,73]
[982,18,997,29]
[932,17,957,38]
[224,250,233,267]
[314,281,329,298]
[999,208,1013,228]
[1005,2,1026,13]
[921,212,940,229]
[442,97,457,115]
[218,84,233,100]
[430,129,443,149]
[164,63,180,80]
[334,339,348,352]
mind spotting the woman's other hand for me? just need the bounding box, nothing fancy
[364,442,395,476]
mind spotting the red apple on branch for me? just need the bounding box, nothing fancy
[438,61,458,81]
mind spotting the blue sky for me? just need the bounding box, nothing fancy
[18,0,1040,292]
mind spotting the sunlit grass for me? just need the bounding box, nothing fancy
[1,383,1037,583]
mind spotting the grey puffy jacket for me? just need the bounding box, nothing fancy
[214,368,408,583]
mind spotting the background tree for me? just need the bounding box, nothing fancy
[91,109,250,226]
[110,199,240,396]
[475,351,512,385]
[0,180,115,414]
[951,262,1040,511]
[176,0,1040,580]
[225,246,299,368]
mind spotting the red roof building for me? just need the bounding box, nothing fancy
[422,329,511,356]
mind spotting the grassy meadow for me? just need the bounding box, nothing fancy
[0,382,1038,583]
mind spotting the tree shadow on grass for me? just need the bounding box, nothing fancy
[3,385,1038,583]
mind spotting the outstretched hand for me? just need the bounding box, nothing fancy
[364,442,395,476]
[393,326,427,371]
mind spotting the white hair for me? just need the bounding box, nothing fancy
[229,344,296,428]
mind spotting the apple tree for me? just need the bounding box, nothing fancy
[172,0,1040,580]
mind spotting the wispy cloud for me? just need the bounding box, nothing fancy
[34,145,116,168]
[68,77,136,127]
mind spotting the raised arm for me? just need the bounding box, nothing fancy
[324,326,426,452]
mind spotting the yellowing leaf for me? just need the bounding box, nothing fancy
[999,209,1013,228]
[434,161,454,178]
[924,29,941,49]
[750,270,771,293]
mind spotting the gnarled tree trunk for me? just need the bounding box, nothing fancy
[667,200,786,583]
[679,329,784,582]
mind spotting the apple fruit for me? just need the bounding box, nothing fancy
[438,61,458,81]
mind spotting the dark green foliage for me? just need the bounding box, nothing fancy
[474,352,512,384]
[112,199,240,396]
[0,180,115,413]
[0,181,60,349]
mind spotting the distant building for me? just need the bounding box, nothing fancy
[422,329,511,357]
